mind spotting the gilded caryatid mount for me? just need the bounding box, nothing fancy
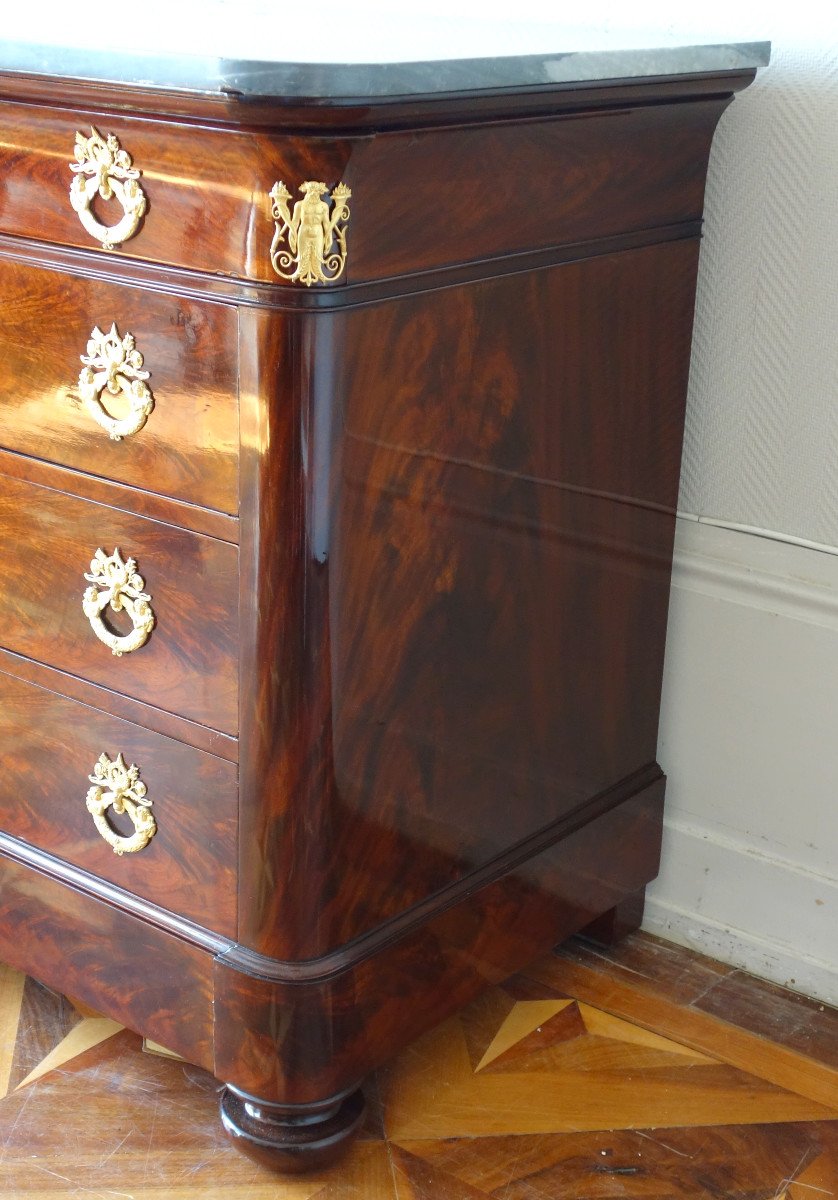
[269,180,351,285]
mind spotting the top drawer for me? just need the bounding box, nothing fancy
[0,98,725,285]
[0,100,348,283]
[0,259,238,512]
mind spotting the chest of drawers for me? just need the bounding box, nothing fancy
[0,38,765,1170]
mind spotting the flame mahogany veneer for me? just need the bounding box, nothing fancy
[0,61,756,1170]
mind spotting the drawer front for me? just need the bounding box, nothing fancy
[0,259,238,513]
[0,100,347,282]
[0,670,237,936]
[0,101,256,274]
[0,473,238,734]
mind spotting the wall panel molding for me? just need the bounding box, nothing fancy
[649,517,838,1005]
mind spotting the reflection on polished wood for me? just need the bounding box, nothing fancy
[0,473,239,733]
[236,242,699,966]
[0,670,238,934]
[0,933,835,1197]
[0,257,239,512]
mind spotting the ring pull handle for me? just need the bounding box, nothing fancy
[86,752,156,855]
[82,547,156,657]
[69,126,147,250]
[78,324,155,441]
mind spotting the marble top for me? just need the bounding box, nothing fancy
[0,12,769,100]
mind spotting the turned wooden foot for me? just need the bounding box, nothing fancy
[578,887,646,947]
[220,1084,366,1173]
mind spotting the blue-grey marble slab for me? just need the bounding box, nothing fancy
[0,39,771,101]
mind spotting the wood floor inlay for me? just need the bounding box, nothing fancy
[0,933,836,1197]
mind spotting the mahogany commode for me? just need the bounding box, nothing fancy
[0,36,767,1170]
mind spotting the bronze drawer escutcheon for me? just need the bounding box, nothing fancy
[82,547,155,657]
[86,751,156,855]
[69,126,147,250]
[78,323,155,441]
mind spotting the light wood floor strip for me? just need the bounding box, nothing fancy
[0,964,25,1100]
[527,955,838,1112]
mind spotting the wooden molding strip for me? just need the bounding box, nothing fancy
[0,224,703,313]
[0,765,662,984]
[0,70,757,129]
[0,831,232,956]
[221,764,664,983]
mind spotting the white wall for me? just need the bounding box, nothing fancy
[643,9,838,1004]
[679,33,838,545]
[648,521,838,1003]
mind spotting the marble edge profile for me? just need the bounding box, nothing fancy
[0,40,771,100]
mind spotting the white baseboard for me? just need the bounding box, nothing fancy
[646,517,838,1007]
[645,817,838,1005]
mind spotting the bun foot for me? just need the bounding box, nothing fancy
[220,1084,366,1173]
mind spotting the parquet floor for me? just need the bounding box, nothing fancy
[0,932,835,1197]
